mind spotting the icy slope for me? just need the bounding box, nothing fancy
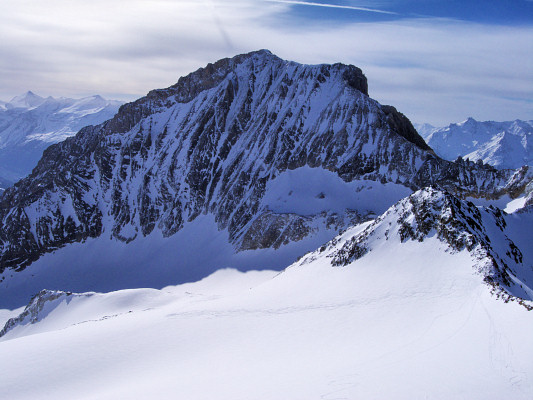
[1,50,530,280]
[0,92,122,186]
[417,118,533,169]
[1,204,532,399]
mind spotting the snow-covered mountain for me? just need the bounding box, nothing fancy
[0,51,532,397]
[416,118,533,169]
[0,91,122,187]
[1,187,531,399]
[0,50,531,308]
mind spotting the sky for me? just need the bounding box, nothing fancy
[0,0,532,126]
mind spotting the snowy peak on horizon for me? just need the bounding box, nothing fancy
[0,91,124,148]
[5,91,46,110]
[0,92,123,186]
[416,117,533,169]
[1,91,122,112]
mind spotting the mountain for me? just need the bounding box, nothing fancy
[0,92,123,188]
[323,187,533,301]
[1,188,531,399]
[0,50,531,307]
[4,91,46,109]
[416,118,533,169]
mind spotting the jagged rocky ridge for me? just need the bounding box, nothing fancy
[296,187,532,303]
[0,50,531,273]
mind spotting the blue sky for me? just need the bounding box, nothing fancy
[0,0,531,125]
[277,0,533,24]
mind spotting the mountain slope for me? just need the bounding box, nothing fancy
[0,92,122,187]
[1,188,532,399]
[0,51,531,305]
[417,118,533,169]
[309,187,533,302]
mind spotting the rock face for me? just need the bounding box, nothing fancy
[0,290,74,338]
[0,50,530,273]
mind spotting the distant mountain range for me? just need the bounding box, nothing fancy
[0,91,122,188]
[416,118,533,169]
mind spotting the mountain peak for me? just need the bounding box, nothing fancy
[7,91,45,109]
[0,92,123,187]
[241,48,273,57]
[168,49,368,98]
[420,118,533,169]
[107,50,369,135]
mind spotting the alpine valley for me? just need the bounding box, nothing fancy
[0,50,532,399]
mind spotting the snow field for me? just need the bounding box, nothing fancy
[1,236,532,399]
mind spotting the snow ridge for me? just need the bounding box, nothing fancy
[0,289,80,338]
[298,187,533,302]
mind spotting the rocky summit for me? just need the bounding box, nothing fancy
[0,50,531,278]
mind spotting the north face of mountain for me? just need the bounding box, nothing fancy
[0,50,530,276]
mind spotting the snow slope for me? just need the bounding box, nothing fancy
[0,91,122,186]
[1,198,532,399]
[417,118,533,169]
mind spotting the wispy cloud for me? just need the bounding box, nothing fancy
[0,0,531,125]
[263,0,397,15]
